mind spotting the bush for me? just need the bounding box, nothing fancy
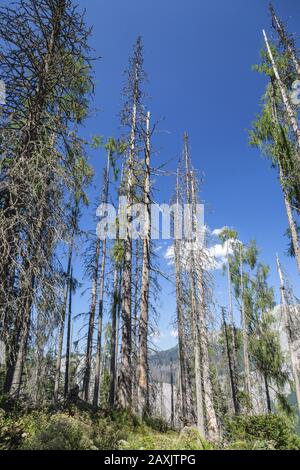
[92,416,126,450]
[225,414,300,450]
[23,414,96,450]
[144,415,170,433]
[0,409,49,450]
[177,427,214,450]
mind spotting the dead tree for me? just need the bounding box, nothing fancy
[118,37,146,409]
[93,150,111,407]
[276,256,300,416]
[137,111,152,417]
[269,4,300,77]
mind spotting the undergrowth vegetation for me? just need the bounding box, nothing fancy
[1,400,299,450]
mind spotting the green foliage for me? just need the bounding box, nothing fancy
[0,409,49,450]
[23,414,96,450]
[225,414,300,450]
[120,425,214,451]
[0,408,127,450]
[177,427,214,450]
[144,415,170,433]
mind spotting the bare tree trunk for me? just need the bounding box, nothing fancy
[270,94,300,274]
[222,307,239,414]
[10,275,34,396]
[132,239,140,409]
[93,154,110,407]
[263,30,300,156]
[137,111,151,417]
[226,242,239,409]
[118,60,139,410]
[240,244,251,403]
[270,4,300,77]
[64,268,73,398]
[278,162,300,274]
[276,256,300,416]
[170,360,175,428]
[109,266,119,409]
[183,135,205,436]
[83,239,100,402]
[54,240,73,401]
[190,171,218,442]
[174,169,190,421]
[264,373,272,413]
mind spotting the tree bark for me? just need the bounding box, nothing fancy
[222,308,239,414]
[264,373,272,413]
[54,240,73,401]
[270,5,300,77]
[263,30,300,157]
[64,268,73,398]
[93,153,110,407]
[277,256,300,417]
[109,266,119,409]
[240,244,251,404]
[278,161,300,274]
[190,170,219,442]
[10,275,35,396]
[118,57,139,409]
[83,238,100,402]
[137,111,151,417]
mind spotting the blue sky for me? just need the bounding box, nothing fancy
[70,0,300,351]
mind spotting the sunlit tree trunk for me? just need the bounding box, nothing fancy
[263,30,300,156]
[93,153,110,406]
[137,111,151,417]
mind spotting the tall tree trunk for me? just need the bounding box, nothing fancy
[226,242,239,409]
[10,275,35,396]
[240,244,251,403]
[183,135,205,436]
[83,238,100,402]
[222,307,239,414]
[64,268,73,398]
[278,161,300,274]
[270,94,300,274]
[109,266,120,409]
[270,4,300,77]
[276,256,300,416]
[264,373,272,413]
[170,360,175,428]
[118,59,139,410]
[132,239,140,409]
[174,169,190,421]
[93,153,110,407]
[54,240,73,401]
[137,111,151,417]
[191,170,219,442]
[263,30,300,157]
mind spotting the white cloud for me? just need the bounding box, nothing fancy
[151,329,166,344]
[163,227,235,272]
[164,245,174,265]
[170,329,178,338]
[212,226,229,237]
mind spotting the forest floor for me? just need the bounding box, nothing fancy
[1,399,300,450]
[0,401,212,451]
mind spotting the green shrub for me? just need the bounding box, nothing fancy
[92,416,126,450]
[177,427,214,450]
[144,415,170,433]
[225,414,300,450]
[0,409,49,450]
[23,413,96,450]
